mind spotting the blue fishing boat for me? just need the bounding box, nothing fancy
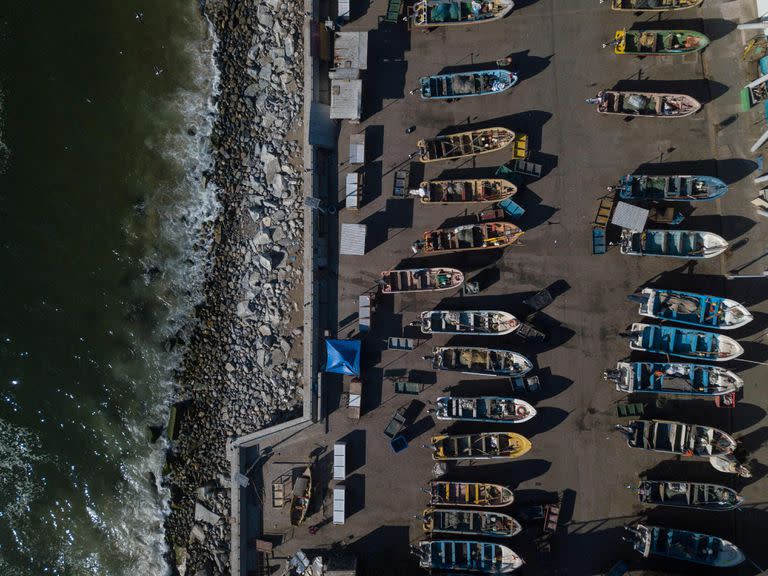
[633,288,752,330]
[620,229,728,259]
[625,323,743,361]
[604,362,743,396]
[412,0,514,27]
[419,69,517,100]
[626,524,745,568]
[613,175,727,201]
[435,396,536,423]
[415,540,523,573]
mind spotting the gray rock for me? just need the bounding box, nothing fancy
[284,37,294,59]
[259,325,272,337]
[236,300,252,319]
[244,83,259,98]
[189,524,206,544]
[272,174,285,197]
[259,254,272,271]
[256,5,273,27]
[194,503,221,525]
[225,362,235,373]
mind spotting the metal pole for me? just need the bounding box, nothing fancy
[725,270,768,279]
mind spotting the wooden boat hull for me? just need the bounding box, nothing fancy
[418,221,523,254]
[420,310,520,336]
[418,127,514,163]
[431,346,533,377]
[428,481,514,508]
[416,540,523,573]
[380,268,464,294]
[419,178,517,203]
[595,90,700,117]
[628,524,745,567]
[627,322,744,362]
[289,466,312,526]
[435,396,536,424]
[637,288,752,330]
[614,29,710,55]
[430,432,532,460]
[412,0,514,27]
[607,361,743,396]
[710,455,752,478]
[419,69,517,100]
[423,508,522,537]
[620,229,728,259]
[616,174,727,201]
[637,480,744,511]
[610,0,703,11]
[618,419,737,457]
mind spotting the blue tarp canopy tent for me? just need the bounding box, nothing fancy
[324,339,361,376]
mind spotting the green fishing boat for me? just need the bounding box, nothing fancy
[611,29,709,56]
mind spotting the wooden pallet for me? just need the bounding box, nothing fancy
[512,133,529,159]
[594,196,614,227]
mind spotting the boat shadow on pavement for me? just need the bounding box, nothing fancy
[632,158,757,185]
[611,78,728,105]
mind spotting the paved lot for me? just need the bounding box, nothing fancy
[260,1,768,575]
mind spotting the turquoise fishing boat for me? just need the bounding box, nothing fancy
[620,229,728,258]
[624,323,743,361]
[415,540,524,573]
[419,69,517,100]
[614,175,727,201]
[412,0,514,27]
[604,362,743,396]
[626,524,745,568]
[632,288,752,330]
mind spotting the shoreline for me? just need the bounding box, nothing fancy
[164,1,306,574]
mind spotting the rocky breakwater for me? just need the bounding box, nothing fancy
[164,0,305,574]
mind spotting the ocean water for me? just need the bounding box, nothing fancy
[0,2,218,574]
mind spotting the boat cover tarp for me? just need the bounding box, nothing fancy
[325,339,361,375]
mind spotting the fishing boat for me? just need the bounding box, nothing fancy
[616,419,737,457]
[423,508,523,538]
[419,69,518,100]
[626,524,745,568]
[415,222,523,254]
[593,90,700,117]
[619,229,728,259]
[289,466,312,526]
[429,346,533,377]
[417,178,517,203]
[610,29,710,56]
[419,310,520,336]
[605,362,743,396]
[418,127,514,163]
[380,268,464,294]
[430,432,532,461]
[427,481,515,508]
[624,323,744,362]
[415,540,524,573]
[633,288,752,330]
[710,455,752,478]
[412,0,515,27]
[610,0,703,11]
[637,480,744,511]
[613,174,728,202]
[435,396,537,424]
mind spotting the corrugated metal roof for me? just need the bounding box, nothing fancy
[330,79,362,120]
[334,32,368,70]
[333,486,345,525]
[340,223,366,255]
[349,133,365,164]
[612,201,649,232]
